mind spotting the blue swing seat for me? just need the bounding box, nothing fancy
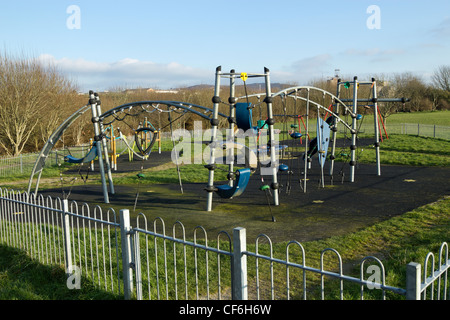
[64,146,98,164]
[215,168,251,199]
[290,132,302,139]
[235,103,253,131]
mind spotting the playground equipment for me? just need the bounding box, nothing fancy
[334,77,408,179]
[64,145,98,164]
[27,92,231,204]
[215,168,251,199]
[27,67,409,212]
[204,67,281,211]
[238,78,409,192]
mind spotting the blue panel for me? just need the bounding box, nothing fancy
[235,103,253,131]
[317,118,331,168]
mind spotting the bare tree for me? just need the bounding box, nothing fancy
[0,53,77,156]
[432,65,450,92]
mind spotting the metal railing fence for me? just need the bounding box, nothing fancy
[340,122,450,140]
[0,188,122,295]
[0,138,134,178]
[0,146,92,178]
[0,187,448,300]
[128,212,234,300]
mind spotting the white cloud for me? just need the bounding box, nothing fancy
[290,54,332,75]
[342,48,405,61]
[429,17,450,38]
[36,54,212,91]
[273,54,333,85]
[340,48,407,63]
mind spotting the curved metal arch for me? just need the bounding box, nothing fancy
[274,85,356,116]
[99,100,227,122]
[27,100,229,197]
[237,87,355,133]
[27,104,92,195]
[287,95,354,132]
[236,85,357,119]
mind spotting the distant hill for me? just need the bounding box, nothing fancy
[184,82,291,92]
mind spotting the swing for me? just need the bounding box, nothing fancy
[235,102,254,131]
[64,145,98,164]
[290,132,303,139]
[215,168,251,199]
[135,127,157,156]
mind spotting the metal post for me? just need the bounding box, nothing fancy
[329,80,341,177]
[232,227,248,300]
[89,91,109,203]
[350,77,358,183]
[89,138,95,171]
[206,66,222,211]
[303,88,310,193]
[134,230,142,300]
[406,262,421,300]
[62,199,72,278]
[372,78,381,176]
[264,67,279,206]
[120,209,134,300]
[95,93,115,195]
[228,70,236,187]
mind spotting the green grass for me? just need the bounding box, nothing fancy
[339,134,450,167]
[0,245,121,300]
[246,195,450,300]
[0,110,448,299]
[0,195,447,300]
[387,110,450,126]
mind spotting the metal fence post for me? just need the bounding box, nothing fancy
[134,230,143,300]
[62,199,72,278]
[120,209,134,300]
[406,262,421,300]
[232,227,248,300]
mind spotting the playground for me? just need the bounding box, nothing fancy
[28,67,450,242]
[36,141,450,243]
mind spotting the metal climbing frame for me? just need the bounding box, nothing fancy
[28,96,228,204]
[205,66,280,212]
[336,77,410,181]
[270,86,356,192]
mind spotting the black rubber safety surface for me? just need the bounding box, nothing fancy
[41,147,450,242]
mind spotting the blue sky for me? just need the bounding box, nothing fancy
[1,0,449,91]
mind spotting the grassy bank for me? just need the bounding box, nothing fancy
[337,134,450,167]
[386,110,450,126]
[0,195,447,300]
